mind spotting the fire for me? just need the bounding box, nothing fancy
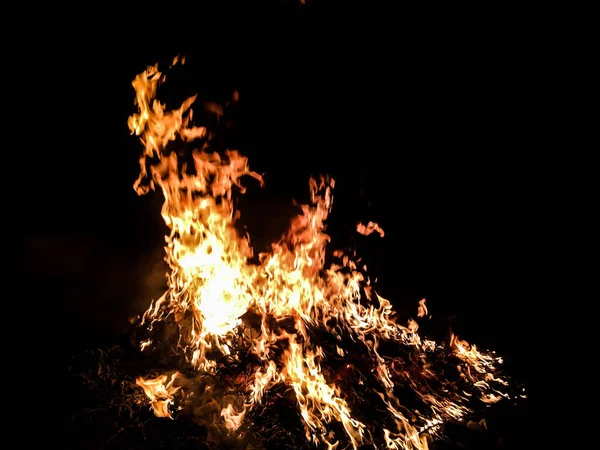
[135,372,182,419]
[128,58,512,449]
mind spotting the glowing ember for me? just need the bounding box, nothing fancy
[128,57,513,449]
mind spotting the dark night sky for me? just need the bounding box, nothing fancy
[27,3,545,416]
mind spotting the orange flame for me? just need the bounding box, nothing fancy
[135,372,182,419]
[128,59,510,449]
[356,221,385,237]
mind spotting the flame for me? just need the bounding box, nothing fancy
[128,59,511,449]
[221,403,247,431]
[135,372,182,419]
[417,298,428,318]
[356,221,385,238]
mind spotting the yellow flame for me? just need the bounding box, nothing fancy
[136,373,181,419]
[129,60,509,449]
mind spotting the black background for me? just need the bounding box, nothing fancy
[25,2,547,447]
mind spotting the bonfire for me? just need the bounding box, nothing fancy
[69,56,524,450]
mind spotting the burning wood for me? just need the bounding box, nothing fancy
[121,57,521,449]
